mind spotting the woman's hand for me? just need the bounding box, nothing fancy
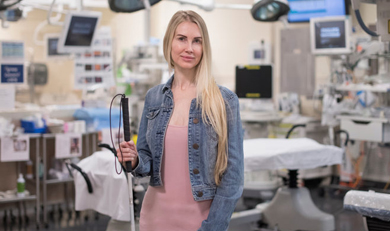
[116,140,139,169]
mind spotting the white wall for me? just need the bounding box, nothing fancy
[150,0,272,90]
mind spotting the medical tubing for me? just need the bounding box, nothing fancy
[336,130,349,147]
[121,97,132,172]
[98,143,116,155]
[98,143,128,177]
[285,124,306,139]
[354,10,378,37]
[110,93,125,175]
[66,163,93,193]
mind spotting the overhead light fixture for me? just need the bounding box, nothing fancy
[108,0,161,13]
[251,0,290,22]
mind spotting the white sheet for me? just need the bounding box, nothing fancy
[73,151,130,222]
[244,138,343,171]
[344,190,390,221]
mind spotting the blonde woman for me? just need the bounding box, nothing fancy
[117,10,244,231]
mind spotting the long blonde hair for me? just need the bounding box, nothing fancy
[163,10,228,185]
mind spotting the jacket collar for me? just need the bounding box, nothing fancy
[162,75,174,94]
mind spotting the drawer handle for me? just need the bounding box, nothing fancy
[352,120,371,125]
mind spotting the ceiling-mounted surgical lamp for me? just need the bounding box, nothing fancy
[107,0,290,24]
[108,0,216,12]
[108,0,161,12]
[250,0,290,22]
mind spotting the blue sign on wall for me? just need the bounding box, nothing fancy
[1,64,24,83]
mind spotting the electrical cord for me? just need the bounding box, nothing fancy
[109,93,125,175]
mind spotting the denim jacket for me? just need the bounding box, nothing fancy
[132,76,244,231]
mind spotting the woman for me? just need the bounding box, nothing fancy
[117,10,244,231]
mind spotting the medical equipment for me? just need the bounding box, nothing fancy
[44,33,70,59]
[243,133,343,230]
[235,65,272,99]
[344,190,390,231]
[0,0,23,28]
[108,0,161,12]
[248,40,271,65]
[352,0,390,41]
[27,63,48,86]
[310,16,353,55]
[70,150,131,222]
[250,0,290,22]
[287,0,348,23]
[107,0,289,22]
[57,11,101,53]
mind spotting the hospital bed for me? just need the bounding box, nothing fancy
[344,190,390,231]
[229,135,343,231]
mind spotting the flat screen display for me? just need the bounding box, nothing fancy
[315,20,346,50]
[64,16,98,46]
[235,65,272,99]
[288,0,347,23]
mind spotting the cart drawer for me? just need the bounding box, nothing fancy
[340,118,390,142]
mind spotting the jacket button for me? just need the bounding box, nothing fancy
[193,143,199,149]
[197,191,203,197]
[193,169,200,174]
[193,118,199,124]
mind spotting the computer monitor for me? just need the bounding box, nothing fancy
[45,34,70,59]
[310,16,352,55]
[235,65,272,99]
[287,0,348,23]
[57,11,101,53]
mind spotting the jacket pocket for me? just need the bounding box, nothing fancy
[146,108,160,143]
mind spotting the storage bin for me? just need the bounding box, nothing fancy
[20,119,47,134]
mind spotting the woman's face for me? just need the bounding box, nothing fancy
[171,21,203,71]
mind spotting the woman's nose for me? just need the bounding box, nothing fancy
[185,42,193,53]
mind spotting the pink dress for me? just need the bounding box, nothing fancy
[139,125,212,231]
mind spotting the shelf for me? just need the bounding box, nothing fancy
[0,195,37,204]
[240,111,283,122]
[42,131,98,138]
[27,178,74,185]
[336,84,390,93]
[0,105,80,120]
[46,178,74,185]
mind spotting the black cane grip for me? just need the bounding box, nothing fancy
[121,97,132,172]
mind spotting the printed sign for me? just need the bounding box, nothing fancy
[55,133,83,159]
[74,27,114,90]
[1,42,24,59]
[1,64,24,83]
[0,85,15,109]
[0,135,30,162]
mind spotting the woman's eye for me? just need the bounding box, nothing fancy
[194,39,202,44]
[179,37,185,41]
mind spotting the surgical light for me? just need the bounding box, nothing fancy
[108,0,161,13]
[251,0,290,22]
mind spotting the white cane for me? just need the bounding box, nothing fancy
[121,97,136,231]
